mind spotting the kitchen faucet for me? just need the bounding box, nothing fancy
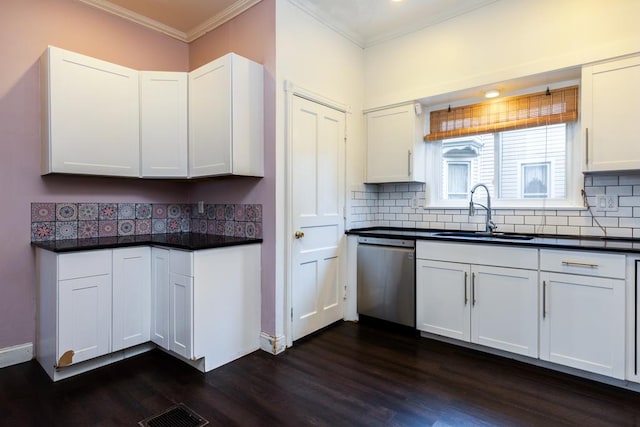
[468,183,497,234]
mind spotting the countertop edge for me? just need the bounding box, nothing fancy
[346,227,640,254]
[31,233,263,253]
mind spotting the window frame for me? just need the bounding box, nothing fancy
[424,119,583,210]
[520,161,551,199]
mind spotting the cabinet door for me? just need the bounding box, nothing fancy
[140,71,188,178]
[416,259,470,341]
[58,274,111,366]
[583,55,640,172]
[112,247,151,352]
[471,265,538,357]
[540,272,625,379]
[42,46,140,177]
[189,54,232,177]
[150,248,170,349]
[365,104,425,183]
[169,272,194,359]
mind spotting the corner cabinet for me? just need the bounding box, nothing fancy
[40,46,140,177]
[416,241,538,358]
[365,103,425,183]
[582,54,640,172]
[189,53,264,178]
[140,71,188,178]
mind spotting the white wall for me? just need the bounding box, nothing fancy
[364,0,640,109]
[275,0,365,340]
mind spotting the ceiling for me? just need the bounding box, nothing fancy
[78,0,498,46]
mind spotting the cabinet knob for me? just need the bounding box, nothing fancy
[294,231,305,239]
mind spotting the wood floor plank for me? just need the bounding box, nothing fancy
[1,321,640,426]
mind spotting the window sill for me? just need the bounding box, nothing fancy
[423,203,587,211]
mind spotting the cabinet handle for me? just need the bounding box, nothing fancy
[561,260,598,268]
[542,280,547,318]
[585,128,589,166]
[471,272,476,306]
[407,150,412,176]
[464,271,468,305]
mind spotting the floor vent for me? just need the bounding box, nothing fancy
[139,403,208,427]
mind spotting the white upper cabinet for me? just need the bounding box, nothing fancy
[189,53,264,178]
[41,46,140,177]
[365,103,426,183]
[140,71,188,178]
[582,54,640,172]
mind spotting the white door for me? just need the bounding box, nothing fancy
[58,274,111,365]
[416,259,470,341]
[291,95,346,341]
[169,272,193,359]
[150,248,170,349]
[471,265,538,357]
[112,247,151,351]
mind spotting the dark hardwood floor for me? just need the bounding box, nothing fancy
[2,321,640,426]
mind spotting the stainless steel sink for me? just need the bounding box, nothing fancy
[434,231,534,241]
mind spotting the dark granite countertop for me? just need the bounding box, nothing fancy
[31,233,262,253]
[346,227,640,254]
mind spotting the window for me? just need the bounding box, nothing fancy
[425,83,581,208]
[427,122,580,207]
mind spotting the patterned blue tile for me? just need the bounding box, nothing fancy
[224,221,235,236]
[99,220,118,237]
[206,204,216,220]
[118,219,135,236]
[152,204,167,219]
[167,218,181,233]
[118,203,136,220]
[152,219,167,234]
[56,203,77,221]
[224,205,235,220]
[136,203,152,219]
[167,204,181,219]
[78,203,99,221]
[245,222,256,238]
[56,221,78,240]
[234,222,246,237]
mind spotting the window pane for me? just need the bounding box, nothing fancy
[499,124,566,199]
[522,163,549,198]
[447,162,469,199]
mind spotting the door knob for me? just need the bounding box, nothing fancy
[294,231,305,239]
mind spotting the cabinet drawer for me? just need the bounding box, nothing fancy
[540,249,625,279]
[417,241,537,270]
[170,249,193,277]
[58,250,111,280]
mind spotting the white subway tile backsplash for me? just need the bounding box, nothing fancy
[348,174,640,238]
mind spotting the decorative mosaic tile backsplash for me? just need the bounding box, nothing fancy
[31,202,262,241]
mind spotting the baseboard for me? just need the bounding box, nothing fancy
[0,343,33,368]
[259,332,286,355]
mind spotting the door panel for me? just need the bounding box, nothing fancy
[291,96,345,341]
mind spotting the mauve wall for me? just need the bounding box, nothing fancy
[188,0,277,335]
[0,0,190,350]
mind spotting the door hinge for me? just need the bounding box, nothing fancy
[290,307,293,321]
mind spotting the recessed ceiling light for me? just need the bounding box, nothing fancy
[391,0,404,3]
[485,89,500,98]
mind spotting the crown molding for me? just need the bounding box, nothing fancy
[77,0,263,43]
[186,0,263,43]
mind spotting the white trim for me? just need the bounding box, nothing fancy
[283,81,351,114]
[0,343,33,368]
[259,332,286,355]
[76,0,262,43]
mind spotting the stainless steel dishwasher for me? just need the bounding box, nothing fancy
[357,236,415,327]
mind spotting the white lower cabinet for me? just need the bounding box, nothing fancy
[416,242,538,358]
[151,244,262,372]
[37,243,261,381]
[112,247,151,352]
[540,249,626,379]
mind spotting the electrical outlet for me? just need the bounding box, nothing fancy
[595,195,618,212]
[197,201,204,214]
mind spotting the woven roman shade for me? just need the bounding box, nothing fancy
[425,85,578,141]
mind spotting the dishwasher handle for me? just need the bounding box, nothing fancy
[357,236,415,248]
